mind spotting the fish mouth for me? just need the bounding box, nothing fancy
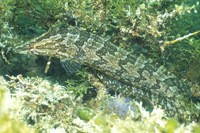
[13,44,29,54]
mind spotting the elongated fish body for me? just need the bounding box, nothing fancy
[14,22,192,117]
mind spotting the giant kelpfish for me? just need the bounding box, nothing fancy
[14,20,196,120]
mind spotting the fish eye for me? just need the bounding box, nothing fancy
[28,46,34,51]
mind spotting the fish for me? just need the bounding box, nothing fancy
[14,21,194,119]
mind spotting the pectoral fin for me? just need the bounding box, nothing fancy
[60,59,82,73]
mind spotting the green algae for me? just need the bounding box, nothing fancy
[77,108,96,121]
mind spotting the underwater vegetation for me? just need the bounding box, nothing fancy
[1,74,200,133]
[187,56,200,83]
[186,56,200,98]
[0,0,200,132]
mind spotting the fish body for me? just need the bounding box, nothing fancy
[14,22,192,117]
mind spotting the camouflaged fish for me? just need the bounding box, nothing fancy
[14,21,193,118]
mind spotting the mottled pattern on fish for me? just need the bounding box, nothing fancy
[14,22,192,117]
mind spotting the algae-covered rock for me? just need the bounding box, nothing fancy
[0,115,36,133]
[0,76,36,133]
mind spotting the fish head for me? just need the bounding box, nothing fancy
[14,29,80,60]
